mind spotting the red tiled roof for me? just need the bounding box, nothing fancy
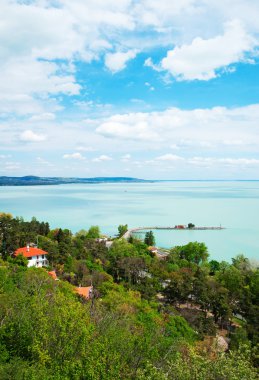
[14,246,48,258]
[48,271,58,280]
[75,286,93,299]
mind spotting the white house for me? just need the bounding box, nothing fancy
[14,245,48,268]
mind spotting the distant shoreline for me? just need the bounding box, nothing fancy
[0,176,153,186]
[0,176,259,186]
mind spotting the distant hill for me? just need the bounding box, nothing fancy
[0,176,152,186]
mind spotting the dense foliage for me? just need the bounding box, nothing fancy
[0,212,258,379]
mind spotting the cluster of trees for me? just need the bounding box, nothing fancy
[165,246,259,347]
[0,212,258,379]
[0,213,50,260]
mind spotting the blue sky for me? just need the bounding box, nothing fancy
[1,0,259,179]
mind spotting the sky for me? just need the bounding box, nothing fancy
[0,0,259,180]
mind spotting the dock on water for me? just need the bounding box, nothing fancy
[122,225,225,239]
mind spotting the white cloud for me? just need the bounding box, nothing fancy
[121,153,131,159]
[92,154,113,162]
[170,144,180,150]
[159,20,256,80]
[29,113,56,122]
[0,0,258,117]
[121,153,131,162]
[2,161,21,171]
[96,105,259,151]
[144,58,161,71]
[76,146,96,152]
[144,155,259,170]
[222,139,245,146]
[0,58,80,97]
[188,156,259,167]
[96,111,170,142]
[20,130,46,142]
[0,154,11,159]
[0,94,44,115]
[36,157,53,166]
[218,158,259,166]
[156,154,183,161]
[1,1,259,178]
[63,152,86,160]
[0,58,79,115]
[105,50,138,73]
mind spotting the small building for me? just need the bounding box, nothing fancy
[75,286,93,300]
[175,225,186,229]
[95,237,108,243]
[48,271,58,280]
[14,245,48,268]
[147,246,158,255]
[105,241,113,249]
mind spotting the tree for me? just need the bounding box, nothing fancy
[209,260,220,275]
[207,278,232,325]
[117,224,128,237]
[86,225,100,239]
[232,254,251,272]
[164,268,194,306]
[172,242,208,265]
[117,256,146,284]
[107,239,138,281]
[144,231,155,246]
[216,265,245,314]
[0,213,17,259]
[13,254,28,267]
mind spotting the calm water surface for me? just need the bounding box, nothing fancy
[0,181,259,262]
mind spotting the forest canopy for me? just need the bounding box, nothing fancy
[0,212,258,379]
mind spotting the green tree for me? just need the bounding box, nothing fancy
[86,225,100,239]
[144,231,155,246]
[170,242,208,265]
[117,224,128,237]
[136,345,258,380]
[208,259,220,275]
[13,254,28,267]
[164,268,194,306]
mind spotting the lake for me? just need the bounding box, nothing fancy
[0,181,259,263]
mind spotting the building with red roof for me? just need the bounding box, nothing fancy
[14,245,48,268]
[75,286,93,300]
[48,271,58,280]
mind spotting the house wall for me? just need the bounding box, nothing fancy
[27,255,48,268]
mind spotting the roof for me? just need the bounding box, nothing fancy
[147,246,158,251]
[48,271,58,280]
[14,246,48,258]
[75,286,93,299]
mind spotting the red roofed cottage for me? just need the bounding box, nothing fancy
[48,271,58,280]
[75,286,93,300]
[14,245,48,268]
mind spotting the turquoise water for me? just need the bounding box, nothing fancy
[0,181,259,262]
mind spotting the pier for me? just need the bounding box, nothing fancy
[122,225,225,240]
